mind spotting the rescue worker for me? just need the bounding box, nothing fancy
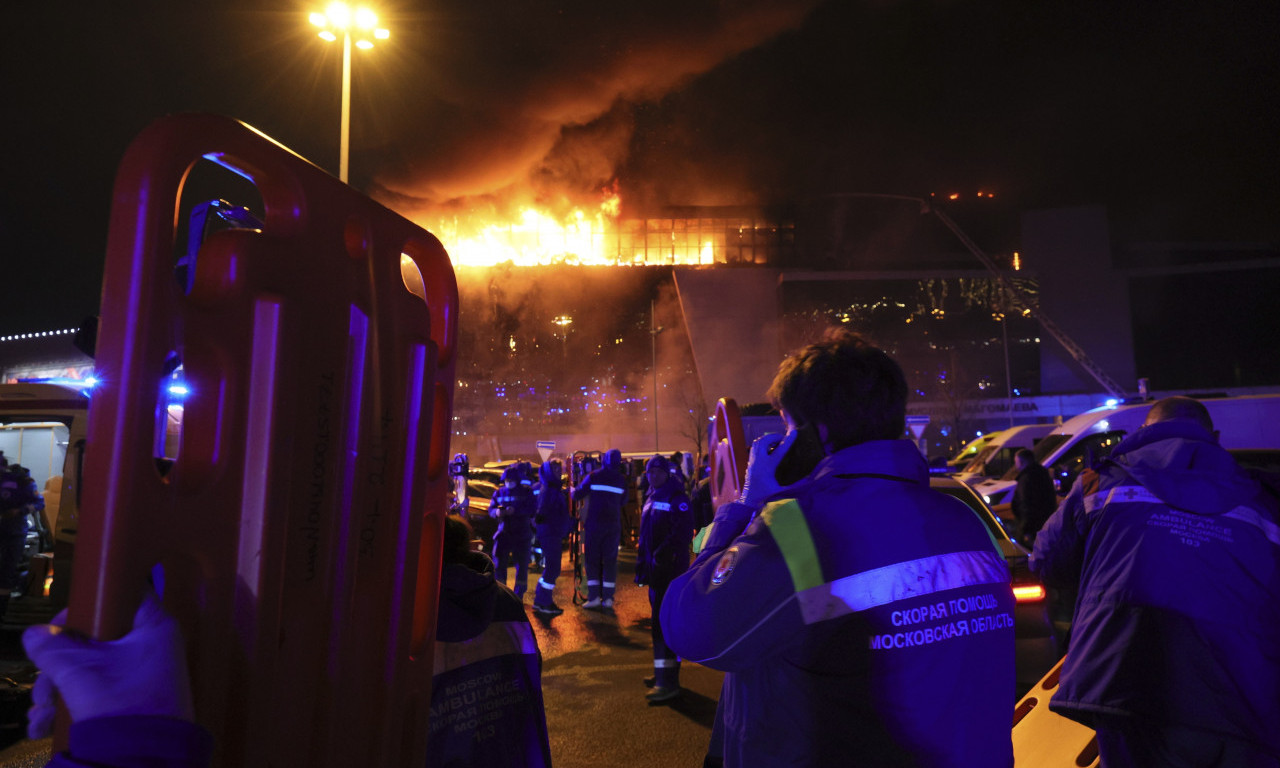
[634,454,694,703]
[1032,396,1280,766]
[573,448,628,609]
[429,516,552,767]
[661,329,1015,767]
[532,459,571,616]
[0,462,35,621]
[491,465,537,599]
[1011,448,1056,547]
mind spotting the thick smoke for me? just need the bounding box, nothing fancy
[368,1,822,220]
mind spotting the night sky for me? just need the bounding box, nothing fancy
[4,0,1279,336]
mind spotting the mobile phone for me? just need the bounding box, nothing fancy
[774,423,826,486]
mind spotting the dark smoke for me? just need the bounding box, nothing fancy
[368,1,822,220]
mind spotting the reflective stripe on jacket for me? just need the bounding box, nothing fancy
[662,439,1015,768]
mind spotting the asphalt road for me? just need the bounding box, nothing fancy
[530,548,723,768]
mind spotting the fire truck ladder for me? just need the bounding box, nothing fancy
[928,205,1128,399]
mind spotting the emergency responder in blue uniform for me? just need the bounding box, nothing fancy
[635,454,694,703]
[532,459,571,616]
[491,465,537,599]
[573,448,628,609]
[662,329,1015,767]
[1032,396,1280,767]
[430,516,552,768]
[0,461,35,622]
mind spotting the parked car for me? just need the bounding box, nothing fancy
[929,476,1062,695]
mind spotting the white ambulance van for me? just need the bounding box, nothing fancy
[0,382,90,609]
[972,394,1280,505]
[952,423,1059,485]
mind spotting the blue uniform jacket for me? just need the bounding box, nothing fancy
[535,478,571,543]
[573,466,628,530]
[492,485,536,544]
[47,716,213,768]
[1032,419,1280,752]
[636,477,694,586]
[662,439,1015,767]
[430,551,551,768]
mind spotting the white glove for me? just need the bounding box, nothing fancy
[737,430,800,508]
[23,591,195,739]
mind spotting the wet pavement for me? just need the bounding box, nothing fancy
[527,547,724,768]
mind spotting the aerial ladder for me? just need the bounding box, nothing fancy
[824,193,1129,400]
[927,205,1128,400]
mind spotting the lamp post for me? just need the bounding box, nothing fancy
[650,300,665,451]
[553,315,573,358]
[310,3,389,183]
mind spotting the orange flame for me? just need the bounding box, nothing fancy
[418,187,723,268]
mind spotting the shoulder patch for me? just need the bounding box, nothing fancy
[712,546,739,586]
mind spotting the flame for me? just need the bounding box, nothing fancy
[419,187,725,268]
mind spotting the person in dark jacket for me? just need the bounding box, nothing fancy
[573,449,628,609]
[662,329,1015,767]
[1032,396,1280,767]
[532,459,571,616]
[430,516,552,768]
[635,454,694,703]
[0,462,36,621]
[492,465,538,598]
[1011,448,1057,547]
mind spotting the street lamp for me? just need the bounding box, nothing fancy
[552,315,573,358]
[310,3,389,183]
[650,300,665,451]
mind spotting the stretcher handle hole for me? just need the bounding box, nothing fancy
[1011,696,1037,727]
[154,353,186,478]
[400,254,427,303]
[1076,736,1099,766]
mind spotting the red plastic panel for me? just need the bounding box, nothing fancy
[67,114,458,767]
[708,397,747,510]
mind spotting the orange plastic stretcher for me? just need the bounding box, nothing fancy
[66,113,458,767]
[1012,657,1100,767]
[708,397,748,510]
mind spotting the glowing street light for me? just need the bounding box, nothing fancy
[310,3,389,183]
[552,315,573,357]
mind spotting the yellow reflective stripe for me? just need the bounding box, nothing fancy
[433,620,538,675]
[759,499,823,592]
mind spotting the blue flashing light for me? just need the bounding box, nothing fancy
[1104,398,1119,408]
[1012,388,1021,396]
[85,377,99,388]
[167,384,190,397]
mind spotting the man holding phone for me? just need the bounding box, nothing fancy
[662,329,1015,767]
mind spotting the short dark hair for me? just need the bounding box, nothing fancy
[1144,396,1214,432]
[1015,448,1036,465]
[442,515,475,565]
[766,328,908,451]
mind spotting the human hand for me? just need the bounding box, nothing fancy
[737,430,799,508]
[23,591,195,739]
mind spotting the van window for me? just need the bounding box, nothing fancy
[1030,434,1069,465]
[1047,431,1126,493]
[966,446,1022,479]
